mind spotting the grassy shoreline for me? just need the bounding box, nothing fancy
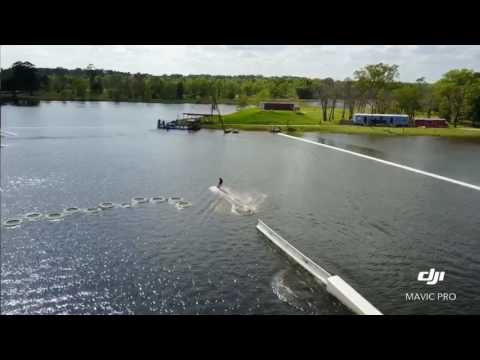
[203,123,480,138]
[3,96,479,138]
[214,107,480,138]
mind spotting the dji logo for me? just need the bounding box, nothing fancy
[406,269,453,302]
[417,268,445,285]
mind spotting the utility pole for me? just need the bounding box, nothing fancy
[211,94,226,133]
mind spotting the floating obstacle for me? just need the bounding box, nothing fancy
[24,212,43,221]
[99,202,115,210]
[256,219,382,315]
[132,197,149,205]
[46,212,64,221]
[63,207,81,215]
[175,200,192,210]
[2,194,192,229]
[85,207,101,215]
[168,196,183,205]
[3,218,23,228]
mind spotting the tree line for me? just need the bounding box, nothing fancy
[2,61,480,127]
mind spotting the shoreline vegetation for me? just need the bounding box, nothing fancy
[204,122,480,138]
[3,97,480,138]
[2,61,480,138]
[205,106,480,138]
[0,93,238,105]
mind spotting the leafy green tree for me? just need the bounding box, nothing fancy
[394,85,421,119]
[416,77,435,118]
[434,69,477,127]
[470,95,480,127]
[131,74,146,99]
[176,81,184,100]
[11,61,40,95]
[162,81,177,100]
[241,81,255,96]
[49,74,68,94]
[71,77,88,98]
[224,80,238,99]
[144,81,153,101]
[342,77,358,120]
[237,94,249,107]
[296,86,314,99]
[314,78,334,123]
[354,63,399,113]
[90,78,103,95]
[255,88,271,105]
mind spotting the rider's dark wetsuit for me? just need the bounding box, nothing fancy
[218,177,223,189]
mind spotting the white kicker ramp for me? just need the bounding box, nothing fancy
[256,219,382,315]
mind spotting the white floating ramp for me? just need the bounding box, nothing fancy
[256,219,382,315]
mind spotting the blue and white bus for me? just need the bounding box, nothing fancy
[352,113,410,127]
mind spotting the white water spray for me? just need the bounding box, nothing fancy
[209,185,266,215]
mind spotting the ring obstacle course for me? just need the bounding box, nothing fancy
[24,212,43,221]
[2,194,193,229]
[63,207,81,215]
[99,202,115,210]
[2,218,23,228]
[46,212,64,221]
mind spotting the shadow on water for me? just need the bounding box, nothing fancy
[317,136,386,158]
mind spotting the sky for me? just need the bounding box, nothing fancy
[2,45,480,82]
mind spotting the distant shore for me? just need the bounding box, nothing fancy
[0,94,238,105]
[3,96,479,138]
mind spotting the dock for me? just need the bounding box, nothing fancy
[256,219,382,315]
[182,112,214,117]
[183,112,216,124]
[157,117,202,131]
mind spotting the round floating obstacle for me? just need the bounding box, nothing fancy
[85,207,101,214]
[24,212,43,221]
[132,197,149,204]
[168,196,183,205]
[63,207,81,215]
[99,202,115,210]
[150,196,166,203]
[3,218,23,227]
[46,212,64,221]
[175,200,192,209]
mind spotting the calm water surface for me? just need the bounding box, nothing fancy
[1,101,479,314]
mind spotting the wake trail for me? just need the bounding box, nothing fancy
[209,186,267,216]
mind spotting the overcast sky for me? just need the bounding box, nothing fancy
[2,45,480,82]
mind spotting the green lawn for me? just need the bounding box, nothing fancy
[222,106,345,125]
[210,107,480,138]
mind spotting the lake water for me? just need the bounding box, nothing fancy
[1,101,479,315]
